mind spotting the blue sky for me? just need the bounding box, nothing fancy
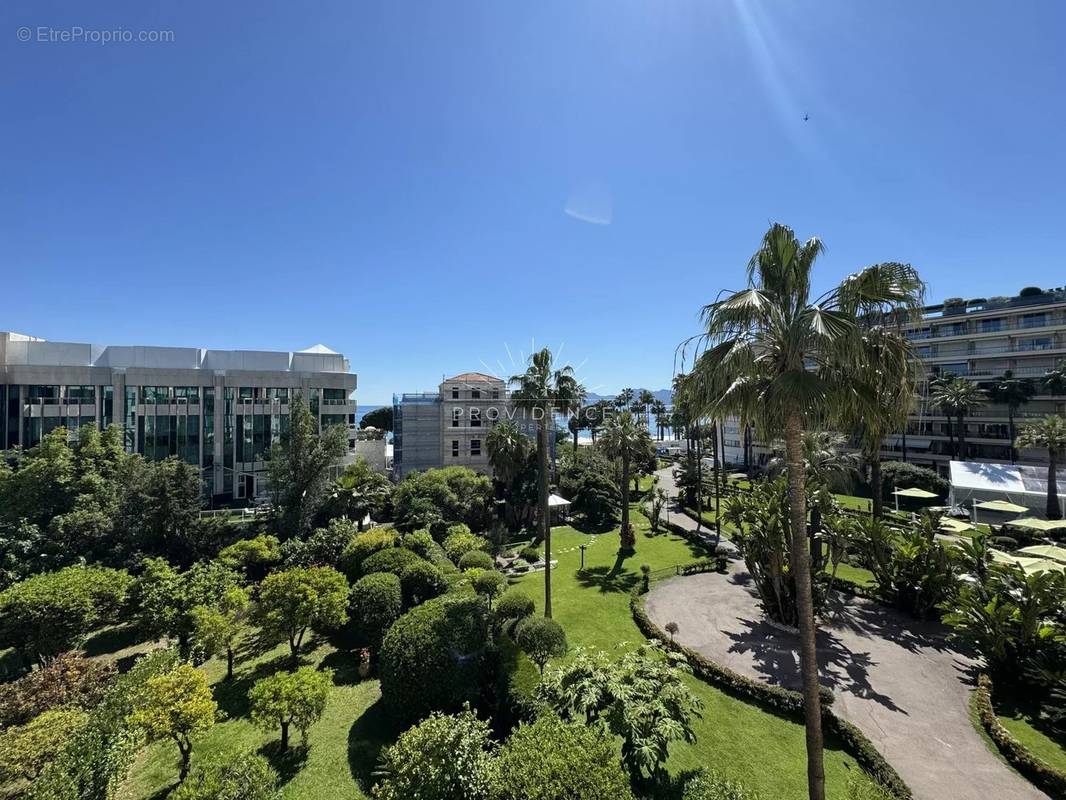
[3,1,1064,404]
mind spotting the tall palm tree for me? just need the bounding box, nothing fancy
[1044,360,1066,397]
[637,389,656,429]
[840,298,924,517]
[930,376,986,460]
[487,419,534,530]
[1016,415,1066,520]
[987,371,1037,464]
[614,387,634,411]
[686,222,921,800]
[598,411,652,551]
[651,399,668,440]
[510,348,584,618]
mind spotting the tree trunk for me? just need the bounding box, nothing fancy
[538,418,552,618]
[226,648,234,681]
[620,452,634,551]
[784,411,826,800]
[1048,448,1061,520]
[695,430,704,533]
[280,721,290,750]
[957,413,966,460]
[178,738,192,782]
[870,456,883,519]
[901,428,908,463]
[712,421,721,542]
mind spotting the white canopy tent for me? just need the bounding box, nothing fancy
[948,460,1066,519]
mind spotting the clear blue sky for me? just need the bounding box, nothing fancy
[3,1,1064,404]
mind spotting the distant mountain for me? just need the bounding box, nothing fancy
[584,389,672,405]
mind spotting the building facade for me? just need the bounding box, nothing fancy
[393,372,534,480]
[893,288,1066,472]
[0,332,357,499]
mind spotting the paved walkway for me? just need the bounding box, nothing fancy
[646,464,1045,800]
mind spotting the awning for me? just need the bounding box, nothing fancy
[893,487,940,499]
[975,500,1029,514]
[547,493,571,508]
[1017,545,1066,563]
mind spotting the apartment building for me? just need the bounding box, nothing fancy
[0,332,358,499]
[892,287,1066,472]
[393,372,535,480]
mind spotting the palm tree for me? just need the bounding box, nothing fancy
[686,222,922,800]
[987,371,1037,464]
[599,411,652,551]
[487,420,534,531]
[1016,415,1066,520]
[767,430,862,488]
[930,376,986,460]
[1044,360,1066,397]
[638,389,655,429]
[651,399,668,440]
[614,387,634,411]
[330,459,392,531]
[510,348,584,618]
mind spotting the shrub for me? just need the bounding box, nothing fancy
[878,462,948,501]
[249,667,332,750]
[0,708,89,781]
[379,595,490,723]
[444,531,491,564]
[282,517,359,567]
[348,572,403,652]
[494,711,634,800]
[392,467,494,533]
[0,651,116,728]
[518,545,541,563]
[0,566,132,664]
[1019,286,1045,297]
[459,549,494,571]
[401,529,436,559]
[360,547,424,578]
[340,529,398,579]
[371,706,497,800]
[682,769,762,800]
[496,589,535,621]
[398,560,448,608]
[515,617,567,675]
[170,752,281,800]
[446,522,473,538]
[218,534,282,580]
[472,570,506,609]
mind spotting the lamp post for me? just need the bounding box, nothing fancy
[578,544,588,571]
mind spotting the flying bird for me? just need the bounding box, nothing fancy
[803,113,809,122]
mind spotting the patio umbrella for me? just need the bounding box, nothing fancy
[1005,518,1066,534]
[1020,558,1066,576]
[939,517,976,534]
[973,499,1029,524]
[1017,545,1066,563]
[892,486,940,513]
[988,549,1019,565]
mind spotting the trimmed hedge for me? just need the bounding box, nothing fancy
[973,674,1066,797]
[360,547,425,578]
[494,633,543,729]
[630,586,912,800]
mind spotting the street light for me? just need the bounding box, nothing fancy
[579,544,588,571]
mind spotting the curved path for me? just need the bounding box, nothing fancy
[645,570,1046,800]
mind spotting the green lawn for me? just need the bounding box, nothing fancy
[825,562,877,589]
[118,636,395,800]
[509,510,882,799]
[995,699,1066,775]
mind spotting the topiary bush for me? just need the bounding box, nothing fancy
[878,462,948,501]
[359,546,425,578]
[496,589,535,621]
[169,751,281,800]
[459,550,495,571]
[401,529,436,559]
[339,529,397,580]
[398,561,448,608]
[515,617,567,675]
[444,531,491,564]
[379,594,491,724]
[518,546,541,563]
[348,572,403,652]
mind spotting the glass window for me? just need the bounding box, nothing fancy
[491,389,500,400]
[471,389,481,399]
[470,439,481,456]
[451,387,459,399]
[979,318,1003,333]
[1022,313,1047,329]
[452,440,460,457]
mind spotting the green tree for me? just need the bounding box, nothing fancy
[118,455,205,564]
[348,571,403,651]
[170,752,281,800]
[510,348,584,619]
[494,712,635,800]
[0,565,131,665]
[687,223,922,800]
[472,568,506,610]
[557,447,620,531]
[267,393,348,539]
[987,371,1037,464]
[219,534,282,581]
[598,411,653,551]
[646,485,669,532]
[515,616,567,675]
[392,466,494,533]
[651,399,669,440]
[191,585,249,680]
[615,388,634,410]
[127,663,218,783]
[359,406,394,432]
[0,707,88,782]
[255,566,349,666]
[371,706,498,800]
[248,666,332,750]
[486,419,536,529]
[1043,360,1066,397]
[1015,415,1066,519]
[330,458,392,531]
[134,558,240,659]
[282,516,358,567]
[930,376,986,460]
[538,643,702,784]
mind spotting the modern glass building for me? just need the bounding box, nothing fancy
[0,332,357,500]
